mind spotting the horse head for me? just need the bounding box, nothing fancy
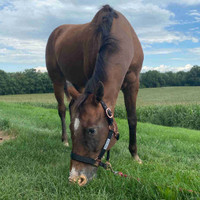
[68,82,119,186]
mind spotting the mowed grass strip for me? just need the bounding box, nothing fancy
[0,102,199,200]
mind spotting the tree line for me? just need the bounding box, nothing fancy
[0,69,53,95]
[140,65,200,88]
[0,66,200,95]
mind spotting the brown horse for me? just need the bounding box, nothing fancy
[46,5,143,186]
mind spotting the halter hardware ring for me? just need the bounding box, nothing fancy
[94,158,101,167]
[105,108,113,119]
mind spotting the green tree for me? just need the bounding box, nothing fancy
[140,70,166,88]
[186,65,200,86]
[0,70,13,95]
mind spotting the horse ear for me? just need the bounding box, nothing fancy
[67,85,81,100]
[94,81,104,103]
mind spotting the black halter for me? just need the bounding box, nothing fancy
[71,100,120,169]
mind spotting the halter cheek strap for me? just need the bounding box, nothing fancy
[70,100,120,169]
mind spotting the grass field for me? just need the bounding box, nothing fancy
[0,102,200,199]
[0,86,200,107]
[0,87,200,199]
[3,87,199,129]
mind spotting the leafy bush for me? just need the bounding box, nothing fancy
[114,105,126,119]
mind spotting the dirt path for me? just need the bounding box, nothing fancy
[0,131,14,144]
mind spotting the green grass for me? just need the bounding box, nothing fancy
[119,86,200,106]
[0,102,199,199]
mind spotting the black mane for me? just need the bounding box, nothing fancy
[84,5,119,95]
[73,5,119,109]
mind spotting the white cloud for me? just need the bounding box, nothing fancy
[188,10,200,23]
[171,58,186,61]
[194,17,200,22]
[189,10,200,17]
[0,0,99,68]
[0,0,198,44]
[147,0,200,6]
[0,0,98,40]
[140,31,198,44]
[189,27,199,31]
[115,2,177,43]
[180,0,200,5]
[176,64,193,72]
[115,2,198,44]
[0,36,45,64]
[189,47,200,55]
[142,64,193,72]
[145,48,181,55]
[35,66,47,73]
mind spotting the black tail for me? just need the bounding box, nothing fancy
[64,81,71,101]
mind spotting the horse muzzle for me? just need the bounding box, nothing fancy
[69,174,88,186]
[68,166,97,186]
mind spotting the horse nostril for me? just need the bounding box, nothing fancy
[77,175,88,186]
[68,174,88,186]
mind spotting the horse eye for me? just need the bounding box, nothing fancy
[87,128,96,135]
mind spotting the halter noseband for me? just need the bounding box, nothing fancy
[71,100,120,169]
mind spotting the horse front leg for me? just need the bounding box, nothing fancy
[122,72,142,164]
[53,82,69,146]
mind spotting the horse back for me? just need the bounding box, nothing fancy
[46,7,143,88]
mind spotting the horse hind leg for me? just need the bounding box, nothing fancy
[122,71,142,164]
[53,81,69,146]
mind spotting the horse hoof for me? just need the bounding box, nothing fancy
[133,155,142,164]
[64,141,69,147]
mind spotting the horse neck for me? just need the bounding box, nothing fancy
[82,24,101,79]
[102,65,125,112]
[83,23,126,111]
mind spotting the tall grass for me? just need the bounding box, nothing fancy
[114,104,200,130]
[137,105,200,130]
[10,102,200,130]
[1,101,200,131]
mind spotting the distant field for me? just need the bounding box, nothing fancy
[119,86,200,106]
[0,86,200,106]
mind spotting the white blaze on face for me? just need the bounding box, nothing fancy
[74,117,80,131]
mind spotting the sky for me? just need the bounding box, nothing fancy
[0,0,200,73]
